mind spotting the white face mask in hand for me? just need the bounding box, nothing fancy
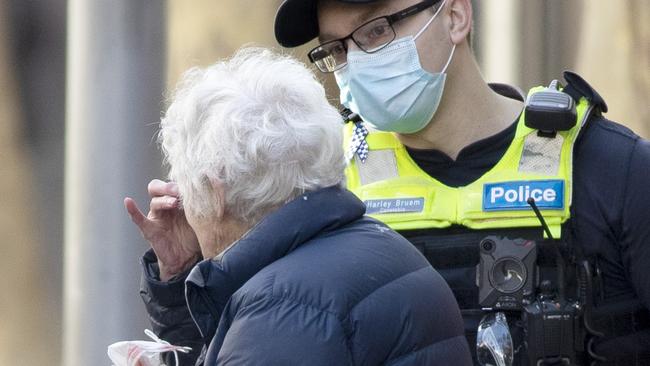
[335,0,455,134]
[107,329,192,366]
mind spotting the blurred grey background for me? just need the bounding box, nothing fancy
[0,0,647,365]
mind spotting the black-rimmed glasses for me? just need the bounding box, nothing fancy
[308,0,441,73]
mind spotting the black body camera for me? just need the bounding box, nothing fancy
[477,236,537,310]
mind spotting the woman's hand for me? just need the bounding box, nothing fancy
[124,179,201,281]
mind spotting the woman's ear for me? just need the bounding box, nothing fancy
[447,0,472,45]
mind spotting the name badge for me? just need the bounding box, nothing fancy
[365,198,425,214]
[483,180,564,211]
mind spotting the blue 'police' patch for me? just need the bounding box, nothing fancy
[365,198,424,214]
[483,180,564,211]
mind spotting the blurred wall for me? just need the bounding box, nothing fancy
[476,0,648,137]
[167,0,281,87]
[575,0,649,137]
[474,1,582,90]
[166,0,338,101]
[0,2,56,365]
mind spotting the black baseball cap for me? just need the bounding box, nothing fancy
[274,0,377,48]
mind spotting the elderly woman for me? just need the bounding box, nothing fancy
[125,48,470,366]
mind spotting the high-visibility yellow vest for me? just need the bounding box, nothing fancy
[344,87,594,238]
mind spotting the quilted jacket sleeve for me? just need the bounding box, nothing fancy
[140,249,204,365]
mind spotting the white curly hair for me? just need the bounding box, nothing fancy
[158,47,345,224]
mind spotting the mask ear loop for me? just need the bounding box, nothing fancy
[413,0,456,75]
[414,0,448,40]
[441,44,456,73]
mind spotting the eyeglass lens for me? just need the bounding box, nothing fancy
[311,17,396,72]
[353,18,396,52]
[312,42,348,73]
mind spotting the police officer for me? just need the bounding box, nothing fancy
[274,0,650,365]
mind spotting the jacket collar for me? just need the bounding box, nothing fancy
[185,185,365,341]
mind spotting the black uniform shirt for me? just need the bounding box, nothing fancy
[406,120,518,187]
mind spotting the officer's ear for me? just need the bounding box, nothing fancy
[447,0,472,45]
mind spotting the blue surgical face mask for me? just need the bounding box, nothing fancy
[334,1,455,134]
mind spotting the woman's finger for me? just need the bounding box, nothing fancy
[124,197,148,230]
[148,179,179,198]
[149,195,179,214]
